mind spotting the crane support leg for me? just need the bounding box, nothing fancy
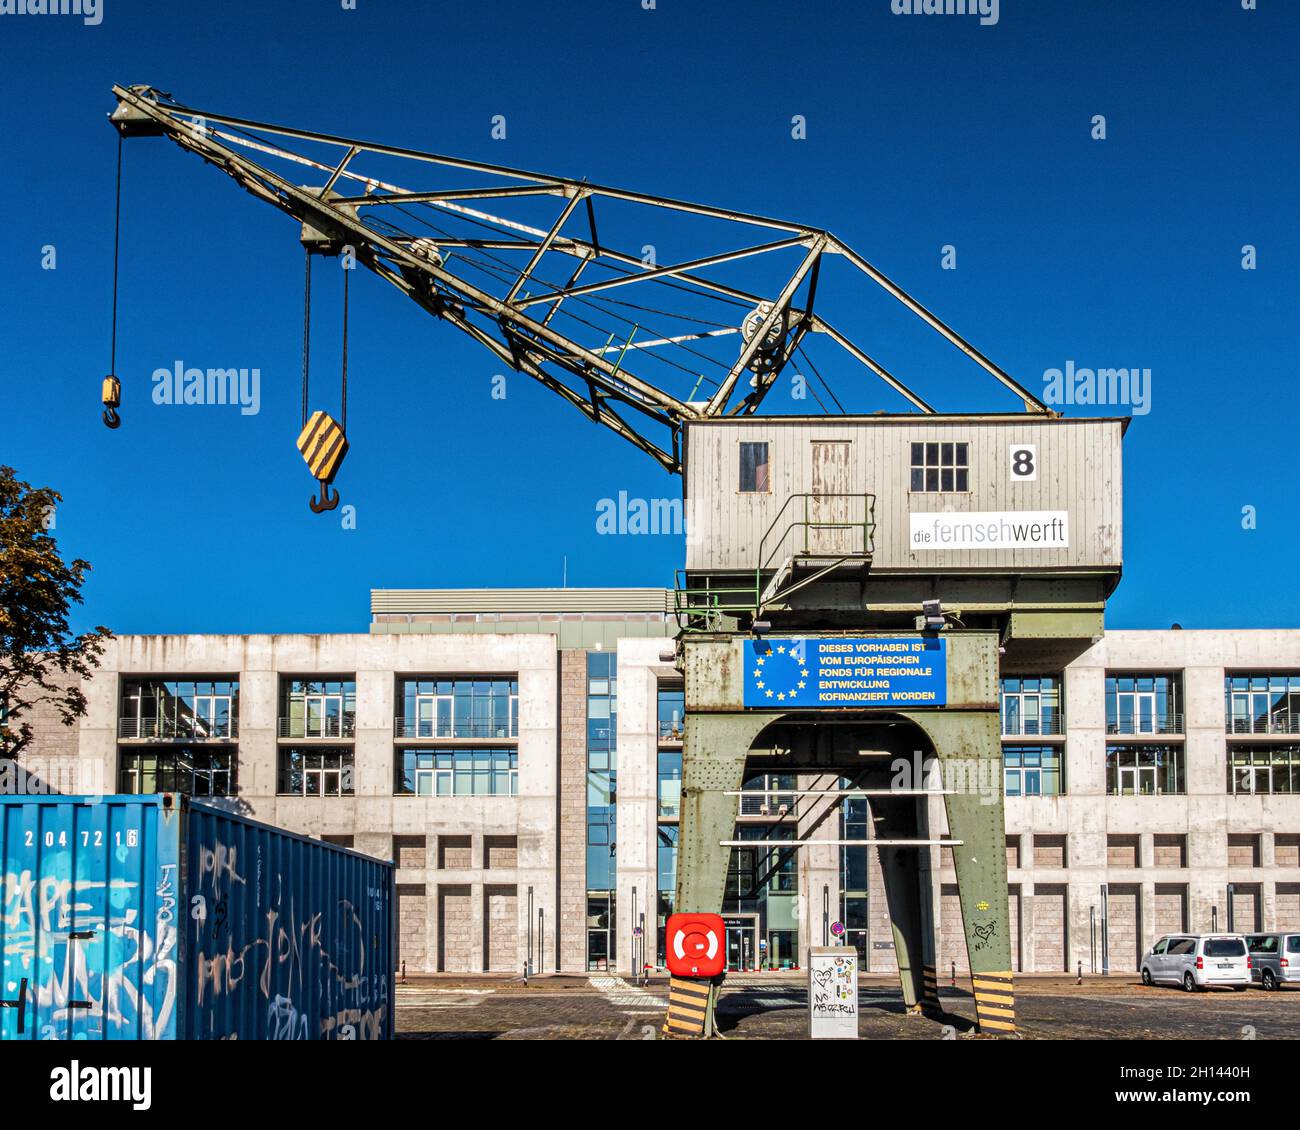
[904,708,1016,1034]
[879,845,925,1011]
[670,712,771,1038]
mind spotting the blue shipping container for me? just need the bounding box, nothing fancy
[0,795,395,1040]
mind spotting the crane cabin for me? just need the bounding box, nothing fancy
[678,413,1126,654]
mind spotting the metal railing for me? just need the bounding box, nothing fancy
[672,571,760,633]
[1106,713,1184,735]
[393,719,518,739]
[1001,713,1066,737]
[673,492,875,631]
[1227,713,1300,736]
[756,492,876,579]
[659,720,685,742]
[739,794,798,818]
[278,716,356,739]
[117,718,238,740]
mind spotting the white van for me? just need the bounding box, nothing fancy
[1140,934,1251,991]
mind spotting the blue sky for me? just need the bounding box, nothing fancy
[1,0,1296,634]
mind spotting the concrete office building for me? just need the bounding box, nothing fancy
[12,589,1300,976]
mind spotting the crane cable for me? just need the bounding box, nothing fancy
[341,262,349,432]
[101,133,124,428]
[300,248,312,428]
[296,247,351,514]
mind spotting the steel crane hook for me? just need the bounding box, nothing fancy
[102,407,122,429]
[309,481,340,513]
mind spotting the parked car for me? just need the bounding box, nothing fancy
[1141,934,1251,991]
[1245,932,1300,990]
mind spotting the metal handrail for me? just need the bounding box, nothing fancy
[278,716,356,739]
[117,718,239,740]
[1106,713,1184,735]
[1226,713,1300,736]
[1001,714,1066,737]
[755,492,875,603]
[672,494,875,630]
[739,794,798,818]
[393,718,518,739]
[672,570,760,632]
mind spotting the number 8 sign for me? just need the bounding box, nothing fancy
[1010,444,1037,481]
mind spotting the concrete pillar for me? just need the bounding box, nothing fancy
[614,641,659,976]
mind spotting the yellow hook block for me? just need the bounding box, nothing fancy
[296,410,348,484]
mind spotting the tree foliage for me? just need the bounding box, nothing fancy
[0,465,111,758]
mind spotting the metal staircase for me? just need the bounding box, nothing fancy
[674,492,875,631]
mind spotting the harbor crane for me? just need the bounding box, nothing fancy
[103,85,1114,1040]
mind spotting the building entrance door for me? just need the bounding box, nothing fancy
[724,917,757,972]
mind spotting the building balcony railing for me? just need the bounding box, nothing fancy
[117,718,238,741]
[1227,713,1300,736]
[1001,714,1065,737]
[1106,714,1184,736]
[659,720,685,742]
[393,719,518,740]
[739,794,798,818]
[278,717,356,739]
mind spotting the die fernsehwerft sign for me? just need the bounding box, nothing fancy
[741,637,947,709]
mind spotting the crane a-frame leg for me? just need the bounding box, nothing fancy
[908,709,1016,1034]
[668,712,770,1038]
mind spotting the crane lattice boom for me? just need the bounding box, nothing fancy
[109,84,1052,473]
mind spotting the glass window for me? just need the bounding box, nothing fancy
[394,748,517,796]
[1106,673,1181,735]
[658,750,682,819]
[1106,744,1185,796]
[910,439,969,493]
[119,679,240,740]
[277,747,355,796]
[739,441,770,493]
[1000,676,1062,736]
[1226,744,1299,795]
[119,746,235,796]
[586,651,618,894]
[279,678,356,739]
[398,678,519,738]
[658,685,685,741]
[1225,673,1300,735]
[1003,745,1063,796]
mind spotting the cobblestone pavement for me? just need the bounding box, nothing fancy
[394,973,1300,1040]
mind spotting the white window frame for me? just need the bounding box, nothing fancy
[192,694,233,739]
[303,692,345,738]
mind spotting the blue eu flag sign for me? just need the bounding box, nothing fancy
[742,637,947,709]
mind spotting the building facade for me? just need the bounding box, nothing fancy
[12,591,1300,976]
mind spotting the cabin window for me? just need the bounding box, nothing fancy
[910,441,968,492]
[739,441,770,493]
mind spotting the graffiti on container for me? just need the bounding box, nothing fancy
[196,843,245,891]
[192,840,388,1039]
[1,866,177,1039]
[267,993,309,1040]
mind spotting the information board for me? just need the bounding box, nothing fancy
[809,948,858,1040]
[742,637,946,708]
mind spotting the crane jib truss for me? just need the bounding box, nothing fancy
[106,84,1054,475]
